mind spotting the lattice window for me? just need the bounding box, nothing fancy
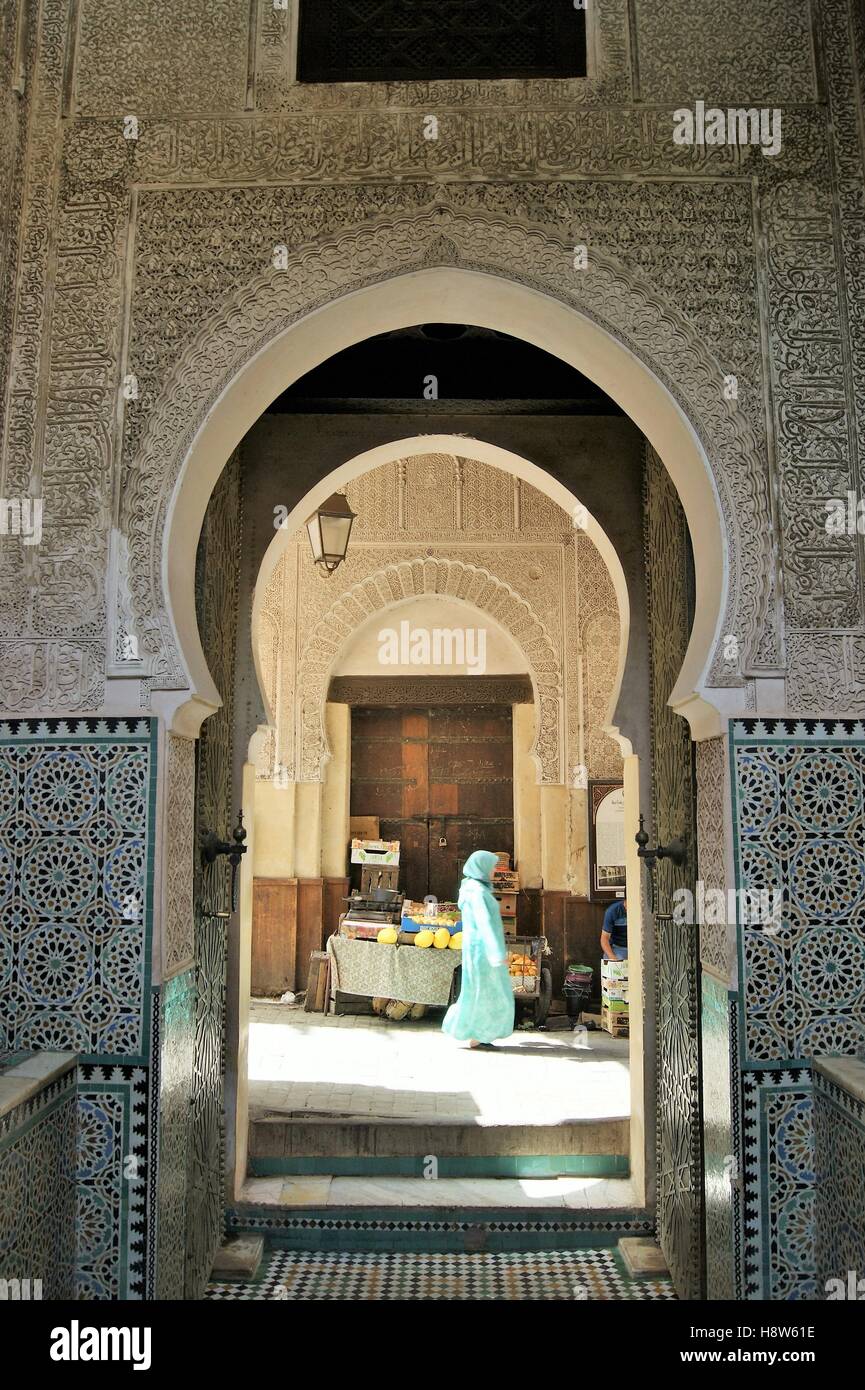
[298,1,587,83]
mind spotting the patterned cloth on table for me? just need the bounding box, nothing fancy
[326,934,460,1006]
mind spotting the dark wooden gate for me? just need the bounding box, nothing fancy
[645,445,704,1300]
[350,705,514,902]
[186,453,242,1300]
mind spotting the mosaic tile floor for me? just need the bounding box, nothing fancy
[206,1249,677,1300]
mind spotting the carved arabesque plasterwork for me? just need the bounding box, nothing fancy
[297,553,564,784]
[7,4,865,719]
[633,0,817,104]
[120,202,774,703]
[162,732,195,978]
[576,531,622,780]
[696,735,731,981]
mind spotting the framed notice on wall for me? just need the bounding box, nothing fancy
[589,781,626,900]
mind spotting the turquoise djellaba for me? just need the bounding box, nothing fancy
[442,850,515,1044]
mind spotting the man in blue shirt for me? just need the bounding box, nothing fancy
[601,897,627,961]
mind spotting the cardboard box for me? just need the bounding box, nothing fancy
[602,1006,629,1037]
[350,816,380,841]
[601,959,629,981]
[350,839,400,865]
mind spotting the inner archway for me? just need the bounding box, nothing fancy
[242,440,639,1214]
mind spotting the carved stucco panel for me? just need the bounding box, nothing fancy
[577,531,623,779]
[294,554,564,783]
[696,734,731,980]
[120,204,774,700]
[633,0,817,104]
[73,0,250,118]
[163,732,196,978]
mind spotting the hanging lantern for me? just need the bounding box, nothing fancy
[304,492,356,575]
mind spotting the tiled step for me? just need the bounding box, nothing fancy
[248,1113,629,1178]
[228,1177,652,1253]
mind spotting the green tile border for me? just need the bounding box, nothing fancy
[224,1207,653,1255]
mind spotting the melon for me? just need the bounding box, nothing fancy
[448,932,463,950]
[434,927,451,949]
[414,930,434,948]
[377,926,398,945]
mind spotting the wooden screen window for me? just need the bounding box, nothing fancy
[298,1,588,84]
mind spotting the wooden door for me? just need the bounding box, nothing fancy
[645,445,704,1300]
[350,706,514,902]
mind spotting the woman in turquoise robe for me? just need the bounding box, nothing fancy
[443,851,515,1047]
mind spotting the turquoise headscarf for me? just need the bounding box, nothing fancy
[461,850,498,885]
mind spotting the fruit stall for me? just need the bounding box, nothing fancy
[327,896,463,1016]
[324,835,551,1026]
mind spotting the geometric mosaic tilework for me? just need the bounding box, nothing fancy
[729,721,865,1301]
[729,999,744,1301]
[813,1069,865,1296]
[731,720,865,1068]
[206,1248,678,1301]
[0,1066,77,1299]
[0,718,157,1064]
[741,1069,816,1301]
[76,1065,150,1300]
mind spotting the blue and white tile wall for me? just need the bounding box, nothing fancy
[813,1065,865,1291]
[0,1066,77,1298]
[0,717,160,1298]
[731,719,865,1300]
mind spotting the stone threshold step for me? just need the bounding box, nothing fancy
[253,1111,627,1127]
[250,1117,629,1161]
[248,1154,630,1178]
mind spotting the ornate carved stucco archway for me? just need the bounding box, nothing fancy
[294,555,564,784]
[119,205,769,734]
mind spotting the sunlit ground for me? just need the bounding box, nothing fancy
[247,1001,630,1126]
